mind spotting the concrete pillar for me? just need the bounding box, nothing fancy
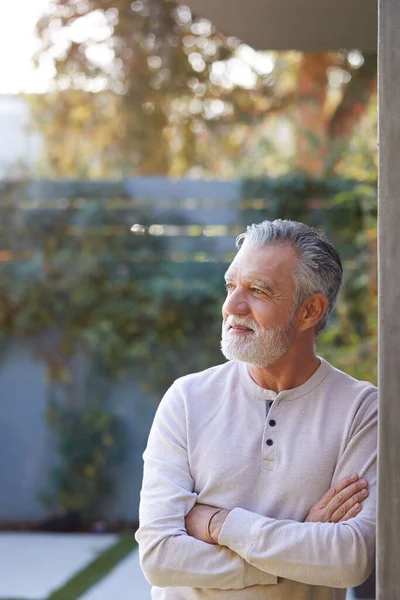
[377,0,400,597]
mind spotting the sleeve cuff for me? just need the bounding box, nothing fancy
[219,507,263,556]
[219,508,277,586]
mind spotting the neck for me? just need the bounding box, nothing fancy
[247,339,320,393]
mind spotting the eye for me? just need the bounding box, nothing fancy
[224,282,235,292]
[250,287,264,295]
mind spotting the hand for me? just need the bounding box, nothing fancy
[305,473,369,523]
[185,504,230,544]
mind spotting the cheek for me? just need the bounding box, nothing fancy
[252,303,280,327]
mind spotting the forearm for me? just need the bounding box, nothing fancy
[218,508,375,588]
[136,521,277,589]
[217,392,378,589]
[137,448,277,590]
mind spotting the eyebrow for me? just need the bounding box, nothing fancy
[224,272,276,294]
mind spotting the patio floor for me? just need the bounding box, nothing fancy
[0,532,150,600]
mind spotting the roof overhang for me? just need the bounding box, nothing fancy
[182,0,377,52]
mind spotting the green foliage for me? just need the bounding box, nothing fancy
[41,386,125,518]
[0,181,225,388]
[0,179,227,517]
[0,178,378,391]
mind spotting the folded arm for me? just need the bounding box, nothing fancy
[201,394,377,589]
[135,383,276,589]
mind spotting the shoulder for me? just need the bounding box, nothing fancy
[322,358,378,415]
[153,361,239,426]
[324,359,377,394]
[173,360,239,399]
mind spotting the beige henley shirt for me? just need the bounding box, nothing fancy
[136,358,377,600]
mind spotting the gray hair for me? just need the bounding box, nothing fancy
[236,219,343,334]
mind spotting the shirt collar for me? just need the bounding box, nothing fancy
[238,357,331,401]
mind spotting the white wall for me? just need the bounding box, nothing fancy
[0,94,43,178]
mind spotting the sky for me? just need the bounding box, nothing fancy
[0,0,55,93]
[0,0,275,94]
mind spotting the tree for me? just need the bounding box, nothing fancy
[30,0,248,176]
[30,1,376,178]
[293,52,377,176]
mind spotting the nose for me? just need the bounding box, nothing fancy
[222,287,249,317]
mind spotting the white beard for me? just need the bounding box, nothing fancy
[220,315,296,368]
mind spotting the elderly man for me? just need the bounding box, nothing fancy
[136,219,377,600]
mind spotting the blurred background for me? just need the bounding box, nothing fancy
[0,0,376,550]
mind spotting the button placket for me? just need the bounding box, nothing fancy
[266,399,277,444]
[262,398,278,469]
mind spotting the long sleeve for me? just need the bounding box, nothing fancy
[218,392,377,589]
[135,382,277,589]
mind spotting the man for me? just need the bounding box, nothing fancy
[136,219,377,600]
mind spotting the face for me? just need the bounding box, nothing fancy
[221,243,299,368]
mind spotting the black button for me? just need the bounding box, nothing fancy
[266,439,273,446]
[269,419,276,427]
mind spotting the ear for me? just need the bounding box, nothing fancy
[297,293,329,333]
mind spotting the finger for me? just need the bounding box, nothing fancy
[329,488,369,523]
[317,473,359,509]
[339,502,362,522]
[325,479,368,515]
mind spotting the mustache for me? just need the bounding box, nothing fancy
[224,316,258,331]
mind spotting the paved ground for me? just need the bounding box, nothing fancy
[0,532,359,600]
[80,547,151,600]
[0,532,118,599]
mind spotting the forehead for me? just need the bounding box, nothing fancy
[225,243,298,287]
